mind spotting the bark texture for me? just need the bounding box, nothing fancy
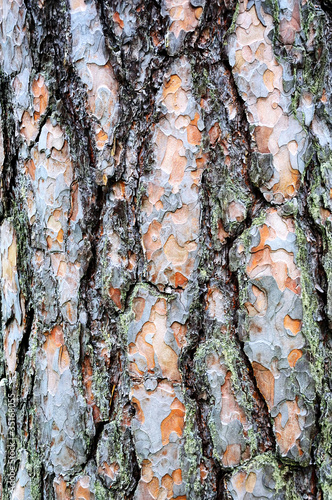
[0,0,332,498]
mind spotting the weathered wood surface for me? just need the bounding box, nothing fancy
[0,0,332,498]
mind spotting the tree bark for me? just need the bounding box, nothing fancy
[0,0,332,498]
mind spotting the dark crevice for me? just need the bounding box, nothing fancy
[181,4,275,491]
[0,70,19,221]
[298,149,332,496]
[220,64,269,223]
[86,420,107,464]
[16,307,34,395]
[228,256,277,452]
[43,470,55,500]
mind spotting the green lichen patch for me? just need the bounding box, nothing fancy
[25,416,43,500]
[225,453,302,499]
[95,406,138,497]
[294,221,324,389]
[193,335,258,465]
[9,200,31,302]
[181,396,204,498]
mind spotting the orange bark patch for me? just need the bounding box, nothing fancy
[199,463,208,481]
[129,292,182,379]
[112,181,126,199]
[172,469,182,485]
[263,70,274,93]
[288,349,302,368]
[232,471,247,496]
[59,344,70,373]
[154,298,167,315]
[215,367,251,462]
[284,315,301,335]
[164,235,189,265]
[2,238,17,284]
[26,159,36,181]
[218,219,229,243]
[275,400,302,455]
[152,317,180,381]
[143,220,162,259]
[167,0,199,38]
[147,476,159,497]
[53,476,71,500]
[222,444,241,467]
[254,126,273,153]
[169,154,187,187]
[251,225,270,253]
[113,12,124,29]
[57,261,67,278]
[163,87,188,113]
[32,74,49,119]
[220,371,248,427]
[82,356,93,405]
[273,149,300,198]
[70,1,86,12]
[133,297,146,321]
[171,322,187,348]
[82,356,101,422]
[43,326,71,395]
[148,182,165,205]
[252,362,274,410]
[69,182,79,222]
[163,75,182,97]
[57,229,64,244]
[246,248,269,275]
[233,50,246,72]
[285,276,301,295]
[159,135,184,174]
[195,153,207,174]
[98,461,120,482]
[187,112,202,145]
[160,398,185,445]
[246,472,257,493]
[252,285,267,313]
[132,396,145,424]
[136,481,155,499]
[74,476,91,500]
[20,111,38,143]
[174,272,188,288]
[151,31,161,47]
[161,474,173,497]
[109,287,122,309]
[96,130,108,150]
[228,201,245,223]
[4,335,16,375]
[171,205,189,224]
[141,460,154,483]
[46,326,64,349]
[245,285,268,318]
[209,122,221,145]
[65,301,76,324]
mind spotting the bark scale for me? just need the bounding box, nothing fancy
[0,0,331,498]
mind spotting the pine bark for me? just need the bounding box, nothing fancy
[0,0,332,498]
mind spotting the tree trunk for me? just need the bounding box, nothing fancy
[0,0,332,498]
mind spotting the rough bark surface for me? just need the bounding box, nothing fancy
[0,0,332,498]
